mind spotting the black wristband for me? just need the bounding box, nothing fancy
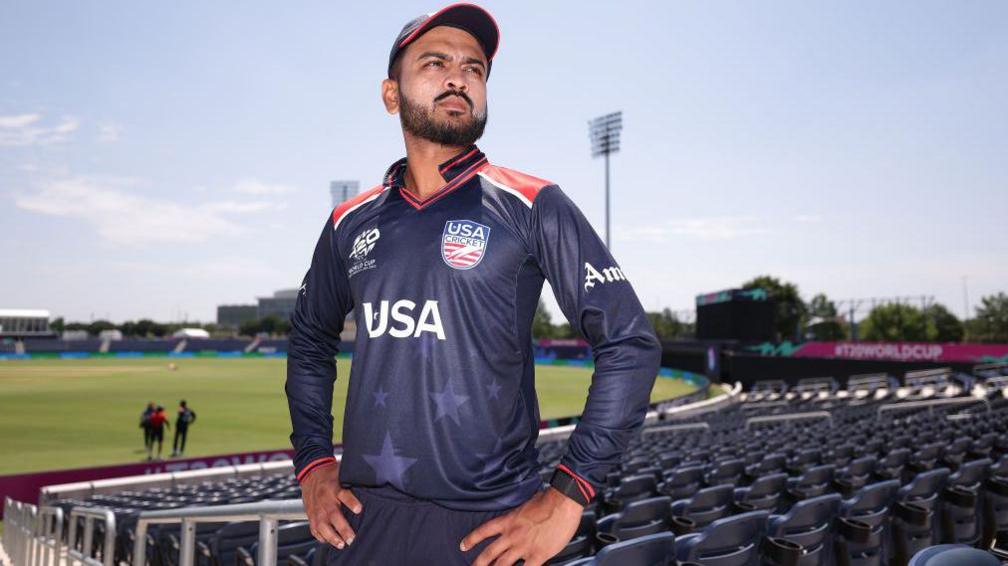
[550,469,592,506]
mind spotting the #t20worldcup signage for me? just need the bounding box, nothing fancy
[749,341,1008,363]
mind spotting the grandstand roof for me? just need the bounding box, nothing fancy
[0,309,50,319]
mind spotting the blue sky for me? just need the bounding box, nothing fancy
[1,1,1005,324]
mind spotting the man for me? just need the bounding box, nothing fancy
[140,401,155,453]
[147,404,169,461]
[286,4,660,565]
[171,399,197,458]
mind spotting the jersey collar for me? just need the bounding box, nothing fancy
[383,145,489,210]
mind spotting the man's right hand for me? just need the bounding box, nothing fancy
[301,462,363,549]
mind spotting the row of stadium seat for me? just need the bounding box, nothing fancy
[45,363,1008,564]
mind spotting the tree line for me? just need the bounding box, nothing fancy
[742,275,1007,343]
[532,277,1008,344]
[48,317,292,338]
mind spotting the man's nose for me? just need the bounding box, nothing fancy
[445,67,469,92]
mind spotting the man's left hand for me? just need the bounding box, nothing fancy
[460,487,584,566]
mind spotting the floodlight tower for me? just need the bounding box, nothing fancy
[588,111,622,249]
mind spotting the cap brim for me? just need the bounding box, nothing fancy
[397,3,500,63]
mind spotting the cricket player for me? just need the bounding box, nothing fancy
[286,4,661,564]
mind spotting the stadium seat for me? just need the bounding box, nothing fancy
[745,452,787,479]
[734,473,788,512]
[767,493,842,566]
[206,521,261,566]
[834,456,878,495]
[875,448,911,482]
[602,474,660,513]
[597,496,673,542]
[670,485,738,528]
[908,544,1000,565]
[660,465,704,499]
[787,464,836,500]
[891,468,951,564]
[704,458,745,487]
[833,480,900,566]
[565,531,676,566]
[674,510,771,566]
[940,458,990,545]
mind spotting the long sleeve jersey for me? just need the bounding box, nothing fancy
[286,145,661,511]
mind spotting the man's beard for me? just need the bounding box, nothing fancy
[398,89,487,147]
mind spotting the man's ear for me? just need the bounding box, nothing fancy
[381,78,400,115]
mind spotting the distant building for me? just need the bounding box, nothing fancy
[217,305,258,329]
[0,309,52,338]
[330,180,359,209]
[258,289,299,322]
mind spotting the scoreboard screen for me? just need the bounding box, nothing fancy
[696,288,776,341]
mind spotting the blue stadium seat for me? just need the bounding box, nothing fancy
[597,496,672,543]
[670,485,737,528]
[941,458,990,546]
[675,510,770,566]
[787,464,836,500]
[661,465,705,500]
[891,468,950,564]
[735,473,788,512]
[834,480,900,566]
[704,458,745,487]
[767,493,842,566]
[908,544,1000,565]
[565,531,675,566]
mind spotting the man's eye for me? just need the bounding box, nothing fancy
[465,67,483,76]
[425,60,444,68]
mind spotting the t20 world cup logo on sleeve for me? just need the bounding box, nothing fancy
[441,220,490,270]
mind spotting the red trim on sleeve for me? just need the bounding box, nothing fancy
[296,456,337,483]
[332,184,387,226]
[478,164,551,204]
[557,463,596,500]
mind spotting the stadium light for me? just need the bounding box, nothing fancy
[588,111,622,249]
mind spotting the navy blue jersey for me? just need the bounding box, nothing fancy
[286,145,660,511]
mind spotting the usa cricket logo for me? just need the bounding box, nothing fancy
[442,220,490,270]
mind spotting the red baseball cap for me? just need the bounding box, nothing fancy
[388,3,500,79]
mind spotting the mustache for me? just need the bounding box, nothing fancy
[434,90,473,109]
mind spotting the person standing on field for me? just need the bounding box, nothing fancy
[172,399,197,458]
[147,405,170,461]
[139,401,155,452]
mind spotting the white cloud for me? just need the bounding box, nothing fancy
[232,178,296,195]
[14,176,250,245]
[97,123,121,143]
[0,113,40,128]
[0,113,79,146]
[794,214,823,224]
[619,216,770,242]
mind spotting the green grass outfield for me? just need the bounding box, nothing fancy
[0,357,696,476]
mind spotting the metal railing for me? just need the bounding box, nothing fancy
[67,506,117,566]
[4,497,39,566]
[745,411,832,430]
[34,505,64,566]
[132,499,306,566]
[877,396,989,420]
[642,422,710,436]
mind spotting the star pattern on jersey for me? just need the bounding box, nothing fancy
[475,435,511,479]
[372,386,388,408]
[361,432,418,491]
[429,381,470,426]
[486,379,503,401]
[417,332,437,359]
